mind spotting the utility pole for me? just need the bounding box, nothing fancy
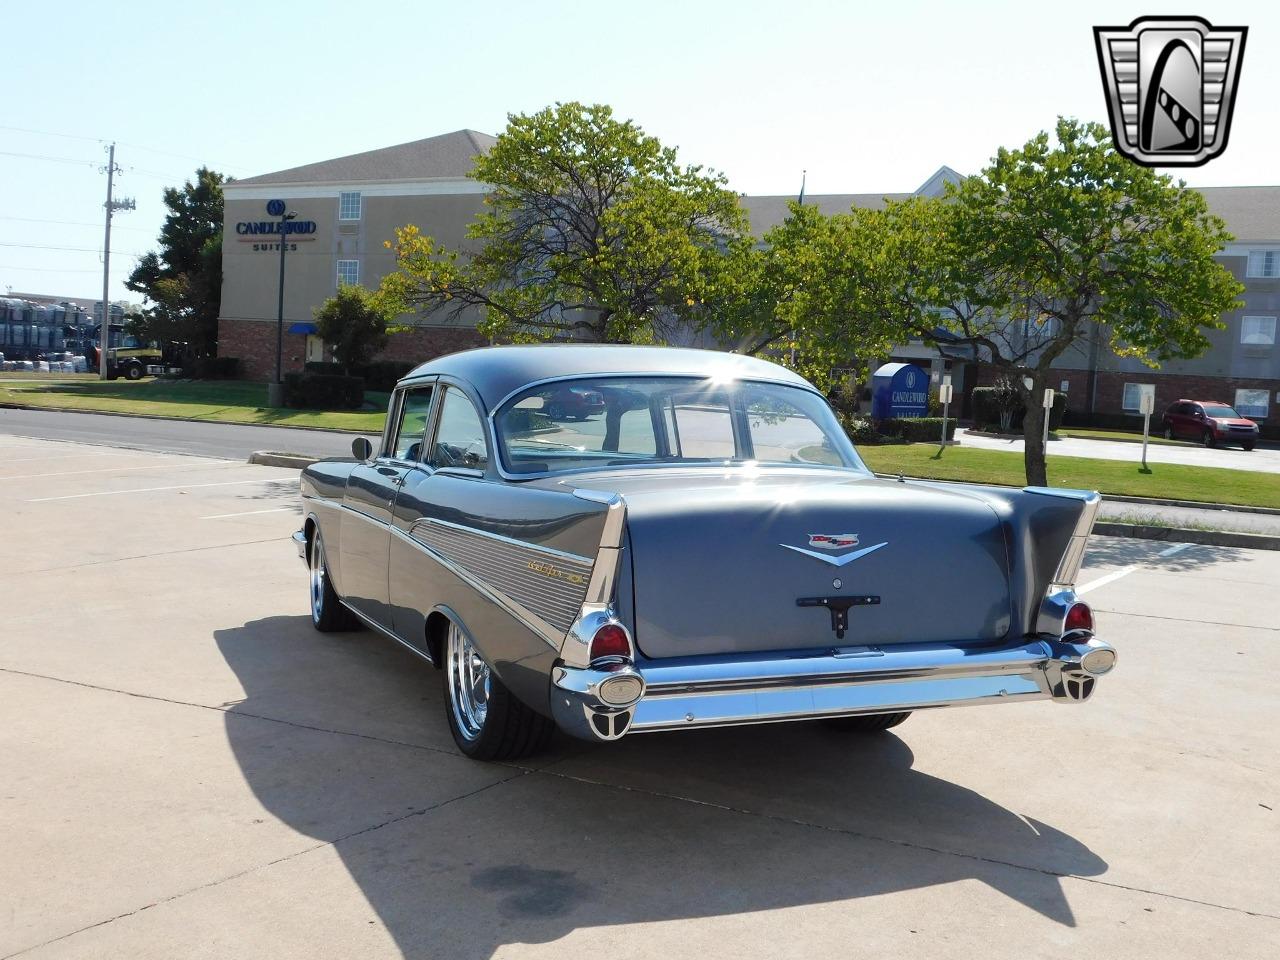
[98,144,135,379]
[268,205,296,408]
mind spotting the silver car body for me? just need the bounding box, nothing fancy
[294,345,1115,743]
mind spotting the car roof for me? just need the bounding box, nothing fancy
[402,344,817,413]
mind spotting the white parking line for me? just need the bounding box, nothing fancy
[1158,542,1195,558]
[27,477,297,502]
[200,507,298,520]
[0,463,195,481]
[1076,565,1139,595]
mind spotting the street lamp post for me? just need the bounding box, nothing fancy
[267,204,296,408]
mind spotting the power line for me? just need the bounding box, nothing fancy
[0,123,250,173]
[0,264,105,273]
[0,240,145,256]
[0,215,152,233]
[0,149,97,167]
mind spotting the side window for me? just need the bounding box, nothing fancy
[390,387,435,461]
[430,388,489,469]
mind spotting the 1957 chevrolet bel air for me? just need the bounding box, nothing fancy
[293,345,1116,760]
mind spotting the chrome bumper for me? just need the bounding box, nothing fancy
[550,636,1116,742]
[292,529,307,560]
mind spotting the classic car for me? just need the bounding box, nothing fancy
[293,345,1117,761]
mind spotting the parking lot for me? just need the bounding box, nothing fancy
[1,434,1277,960]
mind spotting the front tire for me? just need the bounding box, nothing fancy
[309,528,356,631]
[443,620,553,761]
[1162,425,1174,440]
[822,712,911,732]
[1243,442,1255,452]
[1202,430,1216,448]
[125,363,143,381]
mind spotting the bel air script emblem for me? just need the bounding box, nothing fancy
[782,535,888,567]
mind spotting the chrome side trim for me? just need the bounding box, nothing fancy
[407,518,592,636]
[391,525,564,649]
[338,599,436,666]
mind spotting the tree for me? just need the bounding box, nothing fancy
[376,102,749,344]
[763,119,1243,485]
[125,167,226,358]
[314,284,390,371]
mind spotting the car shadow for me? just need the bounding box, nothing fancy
[216,616,1107,957]
[1082,537,1252,574]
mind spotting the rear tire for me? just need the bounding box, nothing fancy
[443,620,553,761]
[309,528,357,632]
[822,712,911,732]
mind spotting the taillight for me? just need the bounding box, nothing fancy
[589,622,631,661]
[1064,602,1093,634]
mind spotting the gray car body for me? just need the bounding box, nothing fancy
[297,345,1109,739]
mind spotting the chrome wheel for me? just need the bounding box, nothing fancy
[309,530,327,623]
[446,622,490,741]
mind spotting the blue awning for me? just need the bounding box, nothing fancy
[287,322,318,335]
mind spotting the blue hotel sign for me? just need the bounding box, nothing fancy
[871,362,930,419]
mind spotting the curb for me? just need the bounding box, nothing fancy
[0,401,375,435]
[248,451,321,469]
[1092,522,1280,551]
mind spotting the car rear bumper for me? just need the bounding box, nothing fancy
[550,635,1117,741]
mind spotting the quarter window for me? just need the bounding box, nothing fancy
[339,191,362,221]
[429,388,489,469]
[390,387,435,461]
[1235,389,1269,419]
[1246,251,1279,278]
[1241,315,1276,345]
[1121,382,1154,412]
[336,260,360,287]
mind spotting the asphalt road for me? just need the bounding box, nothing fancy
[0,407,363,461]
[2,435,1277,959]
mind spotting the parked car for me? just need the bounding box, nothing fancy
[1160,399,1259,450]
[293,346,1116,760]
[541,382,606,420]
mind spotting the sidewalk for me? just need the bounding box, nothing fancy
[959,428,1280,475]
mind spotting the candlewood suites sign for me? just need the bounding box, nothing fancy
[235,200,319,252]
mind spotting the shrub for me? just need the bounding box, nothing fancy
[303,360,346,376]
[972,386,1066,432]
[877,417,958,443]
[283,372,364,410]
[354,360,416,392]
[193,356,240,380]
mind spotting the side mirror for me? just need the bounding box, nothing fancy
[351,437,373,461]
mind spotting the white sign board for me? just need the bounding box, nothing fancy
[1042,388,1055,409]
[938,383,954,404]
[1138,386,1156,415]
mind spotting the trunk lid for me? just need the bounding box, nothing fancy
[573,468,1012,660]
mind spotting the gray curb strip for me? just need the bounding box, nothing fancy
[248,451,320,469]
[1092,522,1280,551]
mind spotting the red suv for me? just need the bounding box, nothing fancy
[1160,400,1260,450]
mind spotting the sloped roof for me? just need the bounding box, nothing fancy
[1197,186,1280,242]
[742,193,911,235]
[233,129,496,185]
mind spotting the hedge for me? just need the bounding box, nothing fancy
[840,415,957,445]
[303,359,416,392]
[193,356,240,379]
[972,386,1066,431]
[283,372,364,410]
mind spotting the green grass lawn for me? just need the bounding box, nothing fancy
[0,377,389,432]
[859,444,1280,509]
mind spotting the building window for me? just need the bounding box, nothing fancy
[1235,389,1269,419]
[1241,315,1276,346]
[1246,250,1279,278]
[336,260,360,287]
[1121,382,1154,412]
[339,191,362,221]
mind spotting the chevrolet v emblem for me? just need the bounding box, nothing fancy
[779,541,888,566]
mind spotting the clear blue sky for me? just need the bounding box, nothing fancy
[3,0,1275,303]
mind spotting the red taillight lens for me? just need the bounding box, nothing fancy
[1064,602,1093,634]
[590,623,631,661]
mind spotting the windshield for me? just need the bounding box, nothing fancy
[1203,404,1242,418]
[494,376,867,476]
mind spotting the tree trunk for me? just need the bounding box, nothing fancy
[1022,398,1047,486]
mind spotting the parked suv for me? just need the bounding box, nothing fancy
[1161,400,1260,450]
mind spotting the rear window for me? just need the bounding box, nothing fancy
[494,376,864,476]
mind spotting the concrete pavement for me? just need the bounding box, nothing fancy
[1,435,1277,959]
[960,428,1280,474]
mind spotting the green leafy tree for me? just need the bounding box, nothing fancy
[314,284,390,372]
[125,167,226,358]
[755,119,1242,484]
[376,102,749,343]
